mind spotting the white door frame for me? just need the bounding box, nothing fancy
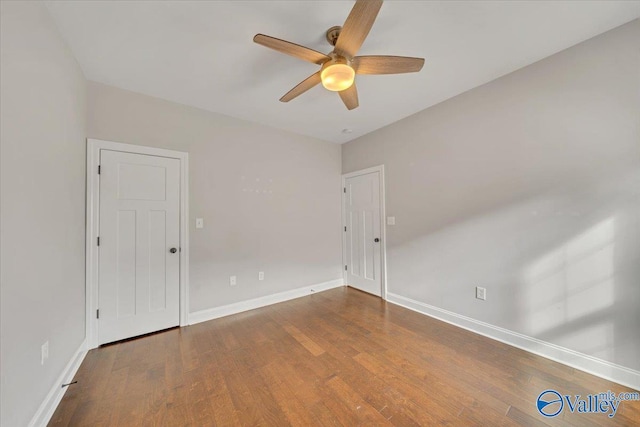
[342,165,388,299]
[85,138,189,349]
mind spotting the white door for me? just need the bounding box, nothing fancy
[98,150,180,344]
[345,171,382,296]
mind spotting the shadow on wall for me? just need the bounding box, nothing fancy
[522,171,640,369]
[388,169,640,371]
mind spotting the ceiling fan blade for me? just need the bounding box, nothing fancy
[339,84,359,110]
[334,0,383,58]
[254,34,330,65]
[353,55,425,74]
[280,71,322,102]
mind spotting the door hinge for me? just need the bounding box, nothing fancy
[98,165,101,174]
[97,236,100,246]
[343,187,346,193]
[345,265,347,271]
[344,226,347,232]
[96,309,99,319]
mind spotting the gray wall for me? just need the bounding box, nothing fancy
[0,2,87,426]
[87,82,343,313]
[343,20,640,371]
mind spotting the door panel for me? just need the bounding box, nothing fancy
[99,150,180,344]
[149,210,167,312]
[116,209,137,318]
[117,163,167,201]
[345,171,382,296]
[364,210,374,280]
[349,211,361,277]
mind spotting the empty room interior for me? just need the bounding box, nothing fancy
[2,1,640,426]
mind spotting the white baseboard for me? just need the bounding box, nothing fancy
[386,293,640,391]
[189,279,344,325]
[28,339,88,427]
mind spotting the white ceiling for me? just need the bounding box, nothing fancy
[46,1,640,143]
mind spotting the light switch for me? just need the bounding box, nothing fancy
[387,216,396,225]
[195,218,204,229]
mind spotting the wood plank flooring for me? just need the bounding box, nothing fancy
[49,287,639,426]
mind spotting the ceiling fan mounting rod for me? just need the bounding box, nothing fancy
[325,26,342,47]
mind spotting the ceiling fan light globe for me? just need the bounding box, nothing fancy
[321,63,355,92]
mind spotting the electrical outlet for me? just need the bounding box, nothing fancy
[230,275,237,286]
[476,286,486,301]
[41,341,49,365]
[258,271,264,281]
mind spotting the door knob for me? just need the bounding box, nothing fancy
[169,248,177,254]
[374,238,380,243]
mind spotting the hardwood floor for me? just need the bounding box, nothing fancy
[49,287,639,426]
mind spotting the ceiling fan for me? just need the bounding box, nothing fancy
[253,0,425,110]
